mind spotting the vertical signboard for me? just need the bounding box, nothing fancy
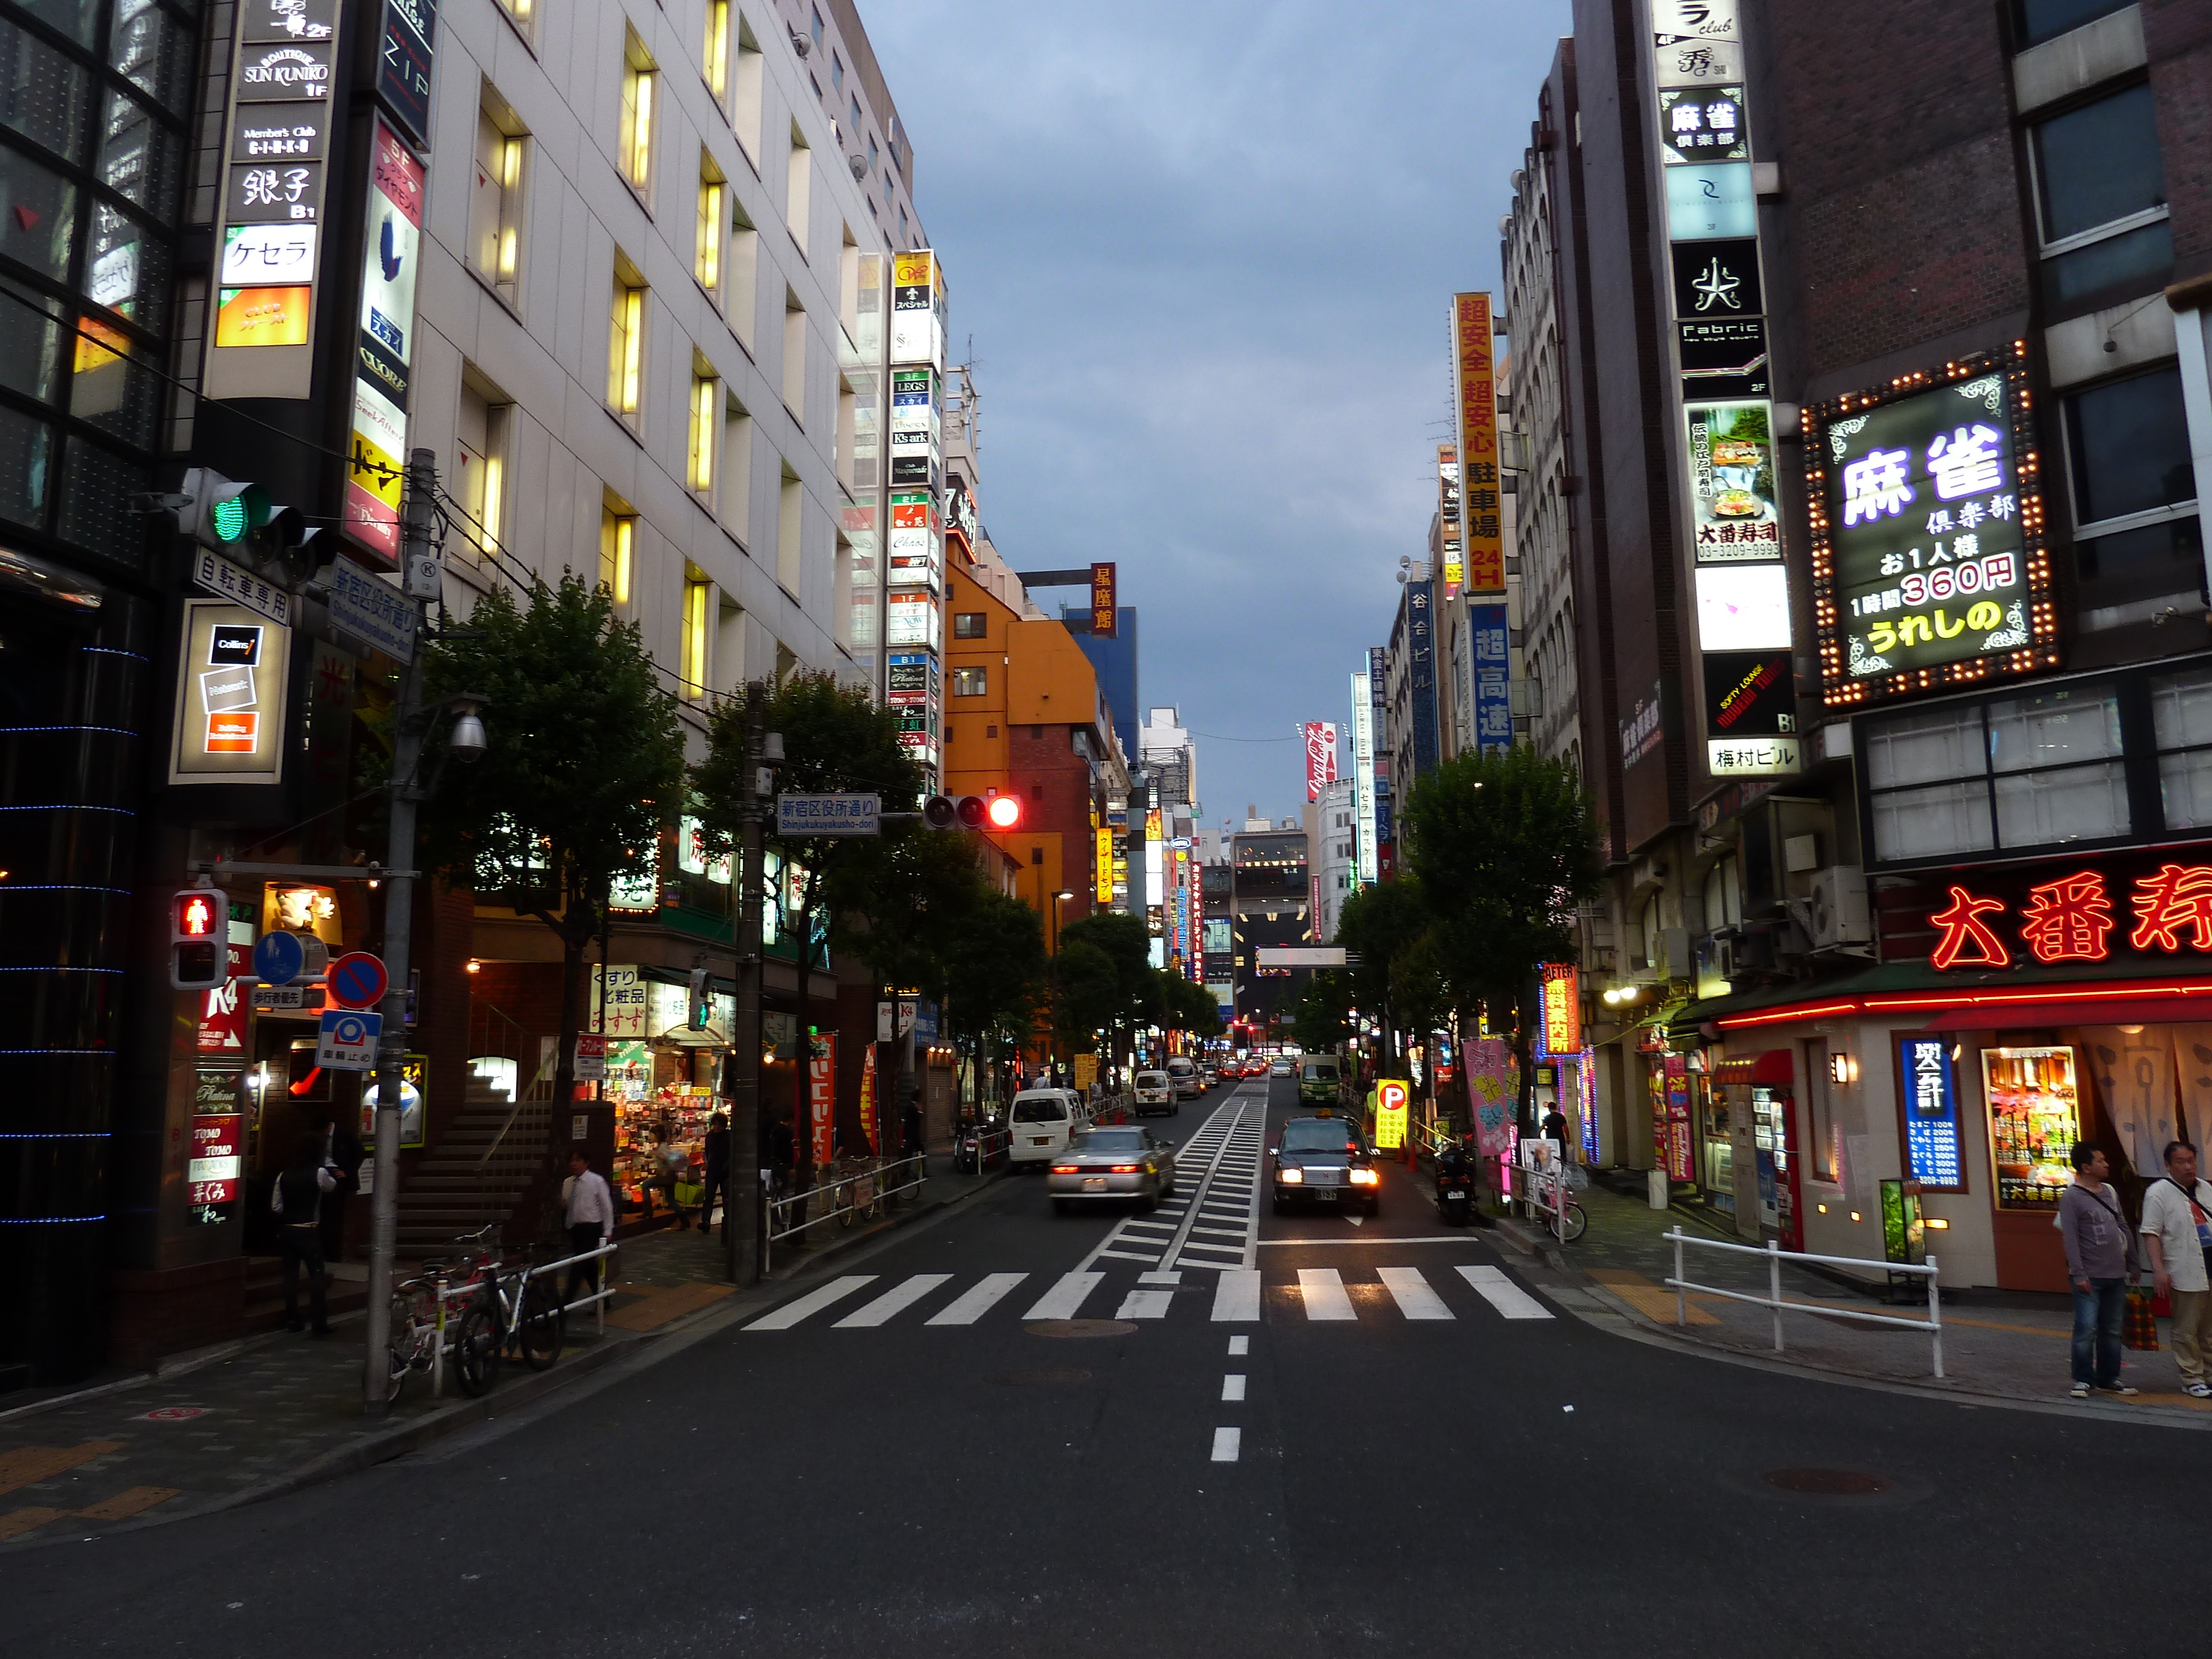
[1471,602,1511,756]
[1435,444,1463,598]
[170,601,292,784]
[1406,580,1439,783]
[1650,1,1795,780]
[1897,1035,1965,1192]
[205,0,344,398]
[1451,293,1503,595]
[342,119,425,569]
[1541,963,1581,1057]
[807,1034,836,1168]
[889,249,947,786]
[375,0,438,149]
[890,249,945,371]
[1349,671,1378,885]
[1302,721,1337,803]
[1090,562,1117,636]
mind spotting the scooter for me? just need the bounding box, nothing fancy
[1434,1138,1475,1227]
[955,1114,1007,1175]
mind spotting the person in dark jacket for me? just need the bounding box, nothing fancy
[698,1112,731,1241]
[317,1112,362,1262]
[272,1131,336,1334]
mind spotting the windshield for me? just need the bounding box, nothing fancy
[1011,1097,1068,1123]
[1280,1120,1359,1154]
[1073,1129,1144,1153]
[1167,1060,1194,1073]
[1136,1072,1167,1087]
[1301,1062,1337,1080]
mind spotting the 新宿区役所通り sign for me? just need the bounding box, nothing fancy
[776,794,881,837]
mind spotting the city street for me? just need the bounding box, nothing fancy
[4,1075,2203,1657]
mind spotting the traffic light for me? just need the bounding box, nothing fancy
[170,887,229,991]
[921,792,1023,831]
[178,468,271,551]
[687,964,711,1031]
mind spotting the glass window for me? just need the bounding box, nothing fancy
[2032,85,2164,246]
[680,569,711,700]
[469,102,524,291]
[0,276,61,401]
[0,145,77,278]
[69,321,158,446]
[2015,0,2133,49]
[2154,666,2212,832]
[1994,764,2128,846]
[695,159,723,291]
[2067,367,2195,528]
[1985,685,2123,773]
[599,504,634,604]
[1863,703,1982,790]
[457,382,509,558]
[952,612,986,638]
[56,432,144,567]
[952,666,986,696]
[97,87,178,219]
[607,267,644,414]
[688,366,717,494]
[702,0,729,98]
[14,0,102,50]
[1872,779,1993,861]
[1,26,92,163]
[2041,220,2172,310]
[107,0,190,114]
[0,402,51,526]
[1073,1129,1142,1152]
[86,199,164,324]
[620,36,655,193]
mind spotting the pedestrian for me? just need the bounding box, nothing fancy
[698,1111,730,1242]
[2059,1142,2141,1399]
[561,1146,614,1307]
[318,1111,362,1263]
[270,1131,335,1334]
[2140,1138,2212,1400]
[653,1128,691,1229]
[1540,1104,1569,1149]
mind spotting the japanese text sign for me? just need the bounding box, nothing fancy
[1375,1079,1410,1150]
[1540,964,1581,1058]
[1897,1037,1964,1190]
[1452,293,1503,594]
[1091,561,1117,637]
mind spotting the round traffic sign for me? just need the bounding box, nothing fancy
[325,952,388,1009]
[251,928,306,988]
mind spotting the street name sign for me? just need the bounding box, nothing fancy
[327,556,417,663]
[776,793,881,836]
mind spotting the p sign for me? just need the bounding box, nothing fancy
[1375,1078,1411,1150]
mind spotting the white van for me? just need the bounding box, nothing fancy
[1133,1070,1175,1117]
[1009,1089,1081,1165]
[1165,1056,1202,1099]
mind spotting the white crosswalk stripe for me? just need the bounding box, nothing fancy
[739,1261,1557,1332]
[1024,1269,1103,1321]
[925,1272,1026,1326]
[1459,1264,1555,1320]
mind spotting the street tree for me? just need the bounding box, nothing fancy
[943,890,1047,1107]
[1155,971,1226,1043]
[417,574,685,1213]
[1402,745,1603,1129]
[694,671,924,1187]
[1052,937,1121,1060]
[1333,874,1432,1067]
[1059,910,1154,1078]
[1291,968,1353,1055]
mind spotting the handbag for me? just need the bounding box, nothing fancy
[2124,1283,2162,1352]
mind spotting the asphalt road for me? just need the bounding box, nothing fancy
[6,1073,2204,1657]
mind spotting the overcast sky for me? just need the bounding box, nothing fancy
[864,0,1572,828]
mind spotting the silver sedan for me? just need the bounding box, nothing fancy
[1048,1126,1178,1212]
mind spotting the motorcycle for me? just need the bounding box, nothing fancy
[1434,1138,1475,1227]
[955,1114,1007,1175]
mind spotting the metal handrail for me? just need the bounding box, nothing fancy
[764,1152,927,1272]
[1661,1227,1945,1378]
[428,1239,619,1395]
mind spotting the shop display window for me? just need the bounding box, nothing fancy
[1983,1045,2079,1207]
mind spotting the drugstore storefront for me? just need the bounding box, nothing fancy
[1699,852,2212,1290]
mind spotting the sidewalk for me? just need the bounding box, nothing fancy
[1499,1174,2212,1421]
[0,1156,1000,1549]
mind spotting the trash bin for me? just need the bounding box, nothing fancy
[1648,1167,1670,1211]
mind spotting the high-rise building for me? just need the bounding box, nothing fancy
[1305,779,1359,944]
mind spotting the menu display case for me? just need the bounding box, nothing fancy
[1983,1046,2079,1208]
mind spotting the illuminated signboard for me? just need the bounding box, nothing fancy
[1896,1036,1964,1192]
[1090,561,1117,636]
[1694,564,1791,651]
[1472,603,1511,755]
[375,0,438,149]
[1095,827,1113,902]
[1436,444,1463,597]
[171,600,291,784]
[1350,670,1378,883]
[343,117,425,568]
[1703,650,1797,777]
[1686,400,1780,561]
[1451,293,1502,594]
[1806,346,2055,707]
[890,248,945,369]
[887,489,940,587]
[1540,963,1580,1058]
[1303,721,1337,802]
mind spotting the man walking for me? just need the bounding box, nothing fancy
[2140,1139,2212,1399]
[697,1111,730,1243]
[561,1146,614,1307]
[270,1131,336,1334]
[2060,1142,2140,1400]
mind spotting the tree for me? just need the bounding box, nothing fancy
[694,671,923,1186]
[1333,874,1432,1068]
[1292,968,1353,1055]
[1402,745,1603,1129]
[1052,938,1121,1058]
[1059,910,1154,1077]
[417,575,685,1213]
[1155,971,1225,1042]
[943,890,1046,1107]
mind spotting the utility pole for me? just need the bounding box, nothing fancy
[362,449,440,1416]
[726,682,767,1286]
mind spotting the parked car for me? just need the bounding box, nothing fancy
[1166,1057,1203,1099]
[1049,1126,1177,1212]
[1133,1070,1175,1116]
[1008,1090,1082,1166]
[1271,1114,1381,1215]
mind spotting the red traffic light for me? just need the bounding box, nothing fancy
[173,888,222,940]
[985,795,1022,830]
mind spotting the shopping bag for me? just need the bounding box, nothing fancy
[2124,1285,2162,1351]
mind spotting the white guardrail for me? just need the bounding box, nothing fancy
[1663,1227,1945,1378]
[764,1152,927,1272]
[430,1239,617,1397]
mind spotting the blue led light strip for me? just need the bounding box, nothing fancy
[0,886,133,894]
[0,1132,112,1139]
[81,648,148,659]
[0,1048,114,1055]
[0,1215,107,1224]
[0,727,139,737]
[0,966,124,973]
[0,802,137,811]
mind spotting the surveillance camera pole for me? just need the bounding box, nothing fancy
[361,448,440,1417]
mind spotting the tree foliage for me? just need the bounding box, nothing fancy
[943,889,1047,1086]
[1291,969,1353,1054]
[1154,971,1225,1040]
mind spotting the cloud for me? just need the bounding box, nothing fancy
[864,0,1571,825]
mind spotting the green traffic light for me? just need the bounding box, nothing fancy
[210,495,249,541]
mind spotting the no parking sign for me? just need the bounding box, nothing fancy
[317,1008,381,1071]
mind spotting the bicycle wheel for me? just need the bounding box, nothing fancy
[1559,1203,1588,1243]
[452,1300,504,1397]
[837,1179,858,1228]
[518,1279,565,1371]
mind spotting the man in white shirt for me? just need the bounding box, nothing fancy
[561,1147,615,1306]
[2141,1139,2212,1399]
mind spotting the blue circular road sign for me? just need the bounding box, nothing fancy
[252,929,306,988]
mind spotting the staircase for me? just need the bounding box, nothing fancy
[394,1075,553,1258]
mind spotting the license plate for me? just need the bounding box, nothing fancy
[1443,1187,1465,1199]
[1312,1189,1337,1203]
[1082,1177,1108,1191]
[1031,1137,1051,1146]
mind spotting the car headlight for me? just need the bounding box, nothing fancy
[1280,1167,1303,1184]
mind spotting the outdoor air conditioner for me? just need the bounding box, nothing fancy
[1809,865,1872,948]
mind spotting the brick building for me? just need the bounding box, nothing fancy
[1503,0,2212,1291]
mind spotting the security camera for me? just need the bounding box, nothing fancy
[788,25,810,56]
[849,152,868,181]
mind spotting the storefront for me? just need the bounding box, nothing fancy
[1705,1051,1800,1250]
[592,963,738,1217]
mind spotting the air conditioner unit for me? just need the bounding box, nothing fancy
[1809,866,1871,948]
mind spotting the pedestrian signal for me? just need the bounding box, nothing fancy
[171,887,229,991]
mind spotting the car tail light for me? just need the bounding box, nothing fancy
[1051,1165,1078,1174]
[1109,1164,1141,1173]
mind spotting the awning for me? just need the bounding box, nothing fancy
[1709,1049,1794,1086]
[1918,998,2212,1032]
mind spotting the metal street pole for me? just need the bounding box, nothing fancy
[726,682,766,1286]
[362,448,440,1417]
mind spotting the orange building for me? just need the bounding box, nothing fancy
[942,564,1125,945]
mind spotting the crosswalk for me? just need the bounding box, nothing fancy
[1080,1094,1267,1275]
[742,1262,1556,1332]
